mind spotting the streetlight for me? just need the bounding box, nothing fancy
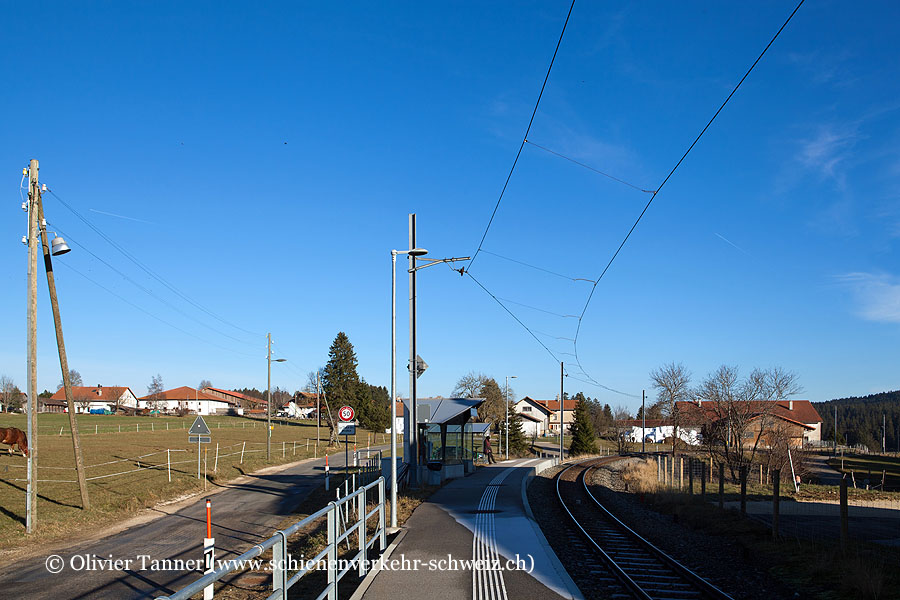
[400,212,469,491]
[505,375,517,460]
[391,246,427,529]
[266,332,286,461]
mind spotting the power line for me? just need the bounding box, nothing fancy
[523,139,656,193]
[480,249,595,283]
[45,186,261,340]
[468,0,576,272]
[465,272,561,364]
[46,220,257,348]
[572,0,806,386]
[56,261,258,358]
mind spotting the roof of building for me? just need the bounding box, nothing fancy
[517,411,544,423]
[202,387,263,404]
[139,386,236,405]
[517,396,577,412]
[400,397,484,425]
[50,386,134,402]
[675,400,822,427]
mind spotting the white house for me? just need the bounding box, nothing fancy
[514,396,576,434]
[50,385,138,413]
[518,411,545,437]
[138,386,239,415]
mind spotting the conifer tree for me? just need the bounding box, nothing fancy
[569,398,597,456]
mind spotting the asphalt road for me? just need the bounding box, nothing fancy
[0,451,355,599]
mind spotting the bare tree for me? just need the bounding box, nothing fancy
[305,369,323,394]
[613,405,633,453]
[74,388,93,414]
[650,362,692,455]
[198,379,212,390]
[58,369,82,390]
[451,371,490,399]
[694,366,801,479]
[1,376,17,412]
[146,374,164,410]
[106,386,125,414]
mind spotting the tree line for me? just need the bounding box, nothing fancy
[814,391,900,452]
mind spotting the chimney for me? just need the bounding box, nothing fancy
[789,399,793,411]
[697,399,702,407]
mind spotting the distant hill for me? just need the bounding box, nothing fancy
[813,391,900,452]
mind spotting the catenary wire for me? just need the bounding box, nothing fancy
[572,0,806,390]
[523,139,656,193]
[480,249,595,283]
[468,0,576,272]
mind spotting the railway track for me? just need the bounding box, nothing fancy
[555,457,734,600]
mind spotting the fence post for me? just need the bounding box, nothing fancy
[137,423,139,433]
[718,463,725,510]
[772,469,780,539]
[700,462,706,498]
[840,476,849,552]
[358,486,366,577]
[240,441,245,464]
[167,449,171,483]
[740,465,747,514]
[282,441,285,459]
[688,458,694,495]
[151,422,154,432]
[272,531,287,598]
[96,424,98,434]
[327,502,337,600]
[214,443,219,473]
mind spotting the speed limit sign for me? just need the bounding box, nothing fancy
[339,406,355,422]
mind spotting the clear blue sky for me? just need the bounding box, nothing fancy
[2,1,898,414]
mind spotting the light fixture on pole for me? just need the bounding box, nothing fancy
[505,375,517,460]
[266,333,286,461]
[391,246,427,529]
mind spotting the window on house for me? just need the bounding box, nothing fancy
[522,406,531,412]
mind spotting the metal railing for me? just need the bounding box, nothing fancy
[156,476,386,600]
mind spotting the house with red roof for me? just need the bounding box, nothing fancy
[675,399,823,448]
[138,386,240,415]
[513,396,576,434]
[49,384,138,414]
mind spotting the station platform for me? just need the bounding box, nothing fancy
[361,457,582,600]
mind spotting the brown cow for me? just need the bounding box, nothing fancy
[0,427,28,457]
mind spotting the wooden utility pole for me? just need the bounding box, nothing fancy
[26,160,39,533]
[37,196,90,509]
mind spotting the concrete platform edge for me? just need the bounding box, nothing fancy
[349,528,408,600]
[521,457,584,600]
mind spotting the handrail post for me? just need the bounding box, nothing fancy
[378,477,386,550]
[358,486,366,577]
[327,502,337,600]
[272,530,287,598]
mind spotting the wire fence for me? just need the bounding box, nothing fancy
[0,433,391,487]
[647,453,900,545]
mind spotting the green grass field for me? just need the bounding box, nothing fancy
[0,414,387,548]
[827,453,900,491]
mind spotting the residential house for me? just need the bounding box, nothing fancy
[513,396,576,434]
[49,385,138,414]
[139,386,240,415]
[675,399,823,448]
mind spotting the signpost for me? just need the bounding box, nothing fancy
[339,407,355,478]
[189,415,212,479]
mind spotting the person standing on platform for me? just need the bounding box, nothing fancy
[483,434,496,464]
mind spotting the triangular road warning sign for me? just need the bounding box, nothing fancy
[189,415,211,435]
